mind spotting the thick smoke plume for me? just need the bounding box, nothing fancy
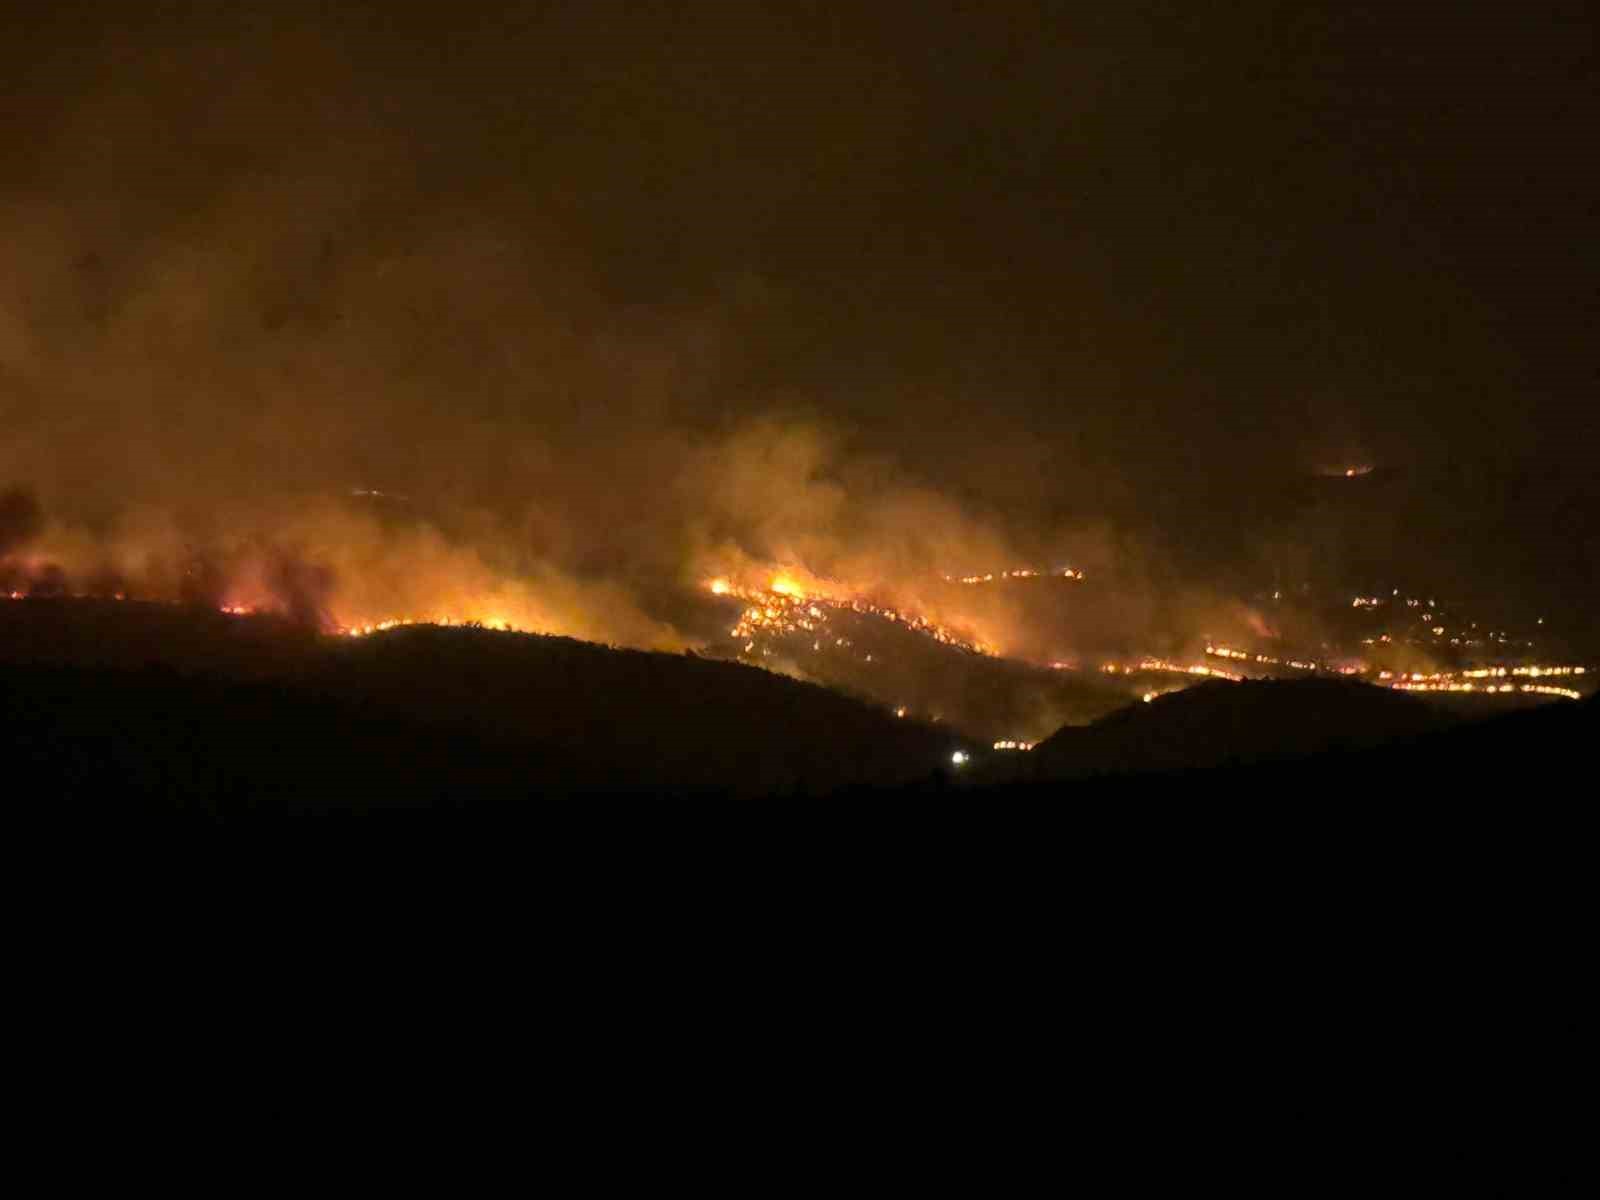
[0,15,1167,659]
[9,6,1576,666]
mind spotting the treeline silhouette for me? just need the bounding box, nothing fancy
[2,597,1589,816]
[2,599,964,812]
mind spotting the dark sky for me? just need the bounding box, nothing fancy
[1,1,1595,628]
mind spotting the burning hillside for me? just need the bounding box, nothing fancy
[6,466,1590,753]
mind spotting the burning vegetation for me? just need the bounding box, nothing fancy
[711,573,994,660]
[5,466,1590,753]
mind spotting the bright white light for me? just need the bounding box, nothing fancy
[950,751,968,766]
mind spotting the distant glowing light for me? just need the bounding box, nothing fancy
[951,751,968,766]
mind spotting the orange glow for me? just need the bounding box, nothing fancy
[943,565,1083,585]
[707,575,994,661]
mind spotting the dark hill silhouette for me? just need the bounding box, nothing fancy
[1029,677,1454,779]
[987,689,1596,798]
[311,624,965,796]
[1,599,968,807]
[832,689,1592,802]
[0,596,327,676]
[6,598,1585,811]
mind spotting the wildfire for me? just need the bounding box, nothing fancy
[943,566,1084,585]
[340,616,526,637]
[1390,681,1582,701]
[8,557,1589,712]
[1206,644,1286,667]
[1102,658,1244,683]
[707,574,995,662]
[1201,642,1588,702]
[1,580,536,641]
[1137,657,1245,682]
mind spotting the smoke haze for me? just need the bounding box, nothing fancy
[3,3,1594,652]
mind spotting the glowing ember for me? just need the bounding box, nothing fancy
[708,576,994,661]
[943,566,1084,585]
[1129,657,1245,682]
[339,615,526,638]
[5,559,1588,713]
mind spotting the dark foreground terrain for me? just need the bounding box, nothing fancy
[6,601,1583,1191]
[2,598,972,806]
[2,597,1590,816]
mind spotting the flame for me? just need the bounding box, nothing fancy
[6,530,1587,714]
[1202,641,1586,701]
[706,574,994,662]
[942,566,1084,585]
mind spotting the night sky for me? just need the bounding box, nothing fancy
[2,2,1594,632]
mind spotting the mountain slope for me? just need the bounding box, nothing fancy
[1029,678,1453,779]
[1,599,968,806]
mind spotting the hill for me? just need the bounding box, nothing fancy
[6,598,1584,811]
[699,585,1139,741]
[996,688,1596,798]
[1,598,969,808]
[1027,677,1455,780]
[838,686,1592,801]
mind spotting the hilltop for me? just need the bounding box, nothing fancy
[1,598,967,808]
[5,597,1586,812]
[698,578,1143,741]
[1027,677,1454,780]
[992,687,1596,798]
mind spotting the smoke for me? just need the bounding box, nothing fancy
[0,7,1378,664]
[0,50,1119,656]
[0,488,42,558]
